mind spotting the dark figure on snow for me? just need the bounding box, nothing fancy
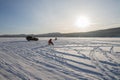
[55,37,57,40]
[48,39,54,45]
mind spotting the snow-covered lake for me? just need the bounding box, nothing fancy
[0,37,120,80]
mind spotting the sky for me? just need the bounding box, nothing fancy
[0,0,120,34]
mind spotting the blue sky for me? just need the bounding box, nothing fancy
[0,0,120,34]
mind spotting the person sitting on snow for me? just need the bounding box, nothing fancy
[55,37,57,40]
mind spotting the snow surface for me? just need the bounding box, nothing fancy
[0,37,120,80]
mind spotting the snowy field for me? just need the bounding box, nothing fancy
[0,37,120,80]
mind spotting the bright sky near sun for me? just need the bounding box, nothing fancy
[0,0,120,34]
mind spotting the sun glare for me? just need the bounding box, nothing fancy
[75,16,91,28]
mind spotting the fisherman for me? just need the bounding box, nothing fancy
[55,37,57,40]
[48,39,54,45]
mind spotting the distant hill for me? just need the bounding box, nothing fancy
[0,27,120,37]
[62,27,120,37]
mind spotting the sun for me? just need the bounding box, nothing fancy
[74,16,91,28]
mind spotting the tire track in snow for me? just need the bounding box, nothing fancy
[89,47,120,80]
[33,46,103,80]
[97,47,120,79]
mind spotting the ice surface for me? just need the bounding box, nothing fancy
[0,37,120,80]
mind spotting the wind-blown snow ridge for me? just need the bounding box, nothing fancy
[0,38,120,80]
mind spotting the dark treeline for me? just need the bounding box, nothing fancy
[0,27,120,37]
